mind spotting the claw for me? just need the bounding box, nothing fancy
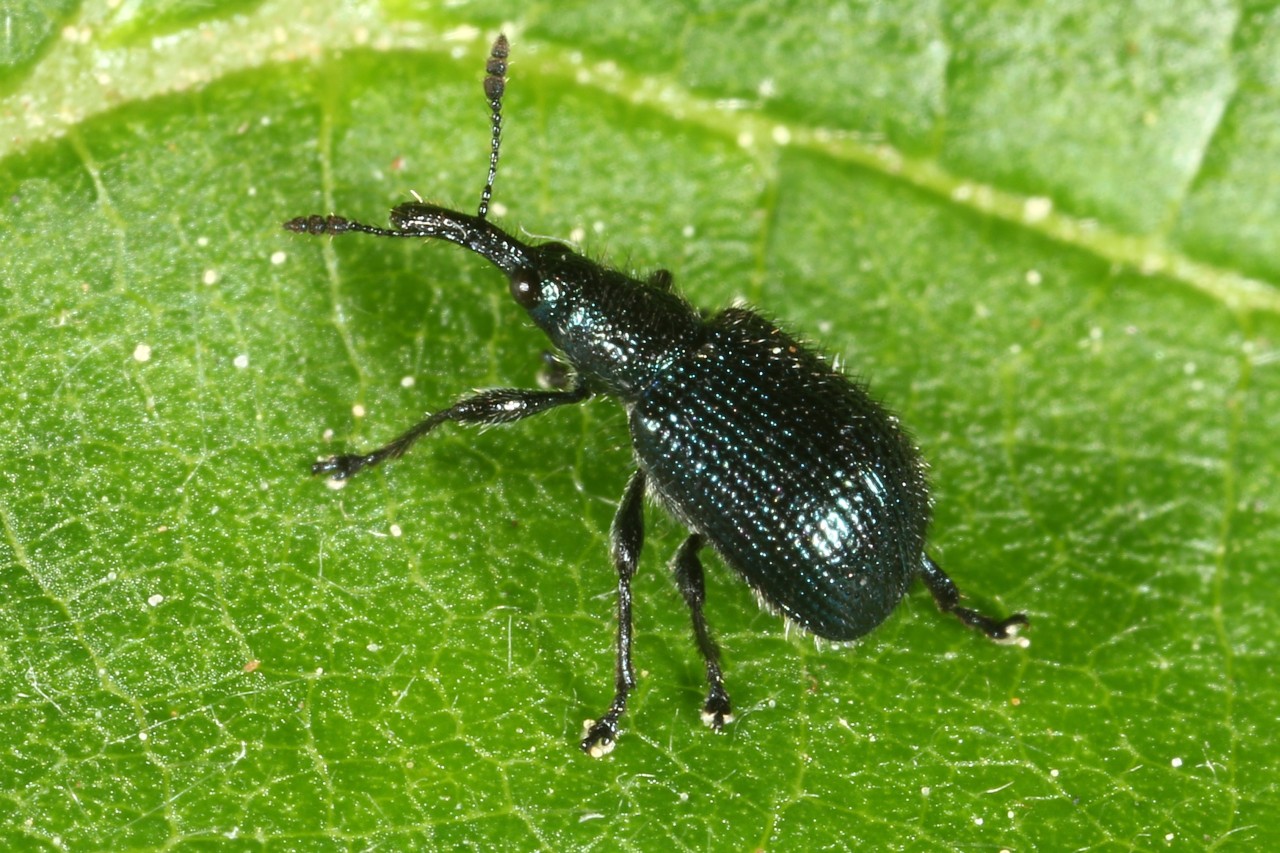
[581,718,619,758]
[312,454,367,480]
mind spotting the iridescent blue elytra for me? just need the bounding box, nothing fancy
[286,35,1027,757]
[633,306,927,640]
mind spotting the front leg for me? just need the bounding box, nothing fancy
[581,469,646,757]
[313,383,590,480]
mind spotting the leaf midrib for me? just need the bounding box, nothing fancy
[4,1,1275,315]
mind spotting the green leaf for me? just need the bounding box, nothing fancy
[2,1,1276,849]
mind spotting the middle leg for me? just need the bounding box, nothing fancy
[581,469,647,757]
[671,534,733,730]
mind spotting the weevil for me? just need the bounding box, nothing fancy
[286,35,1028,756]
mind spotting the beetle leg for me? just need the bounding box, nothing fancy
[919,554,1028,644]
[645,269,674,290]
[672,533,734,730]
[312,382,591,480]
[582,469,646,757]
[536,350,575,391]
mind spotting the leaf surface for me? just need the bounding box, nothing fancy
[1,1,1276,850]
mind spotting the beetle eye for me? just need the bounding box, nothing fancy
[509,268,543,308]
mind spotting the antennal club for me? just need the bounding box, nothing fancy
[478,34,509,220]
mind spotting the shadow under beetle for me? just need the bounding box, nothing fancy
[286,35,1028,757]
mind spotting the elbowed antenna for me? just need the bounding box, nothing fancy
[478,33,509,220]
[282,203,535,279]
[282,33,536,278]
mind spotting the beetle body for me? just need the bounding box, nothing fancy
[287,35,1026,756]
[632,306,927,640]
[519,239,929,638]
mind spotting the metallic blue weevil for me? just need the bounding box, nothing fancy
[286,35,1028,757]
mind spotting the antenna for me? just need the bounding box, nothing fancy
[478,34,509,220]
